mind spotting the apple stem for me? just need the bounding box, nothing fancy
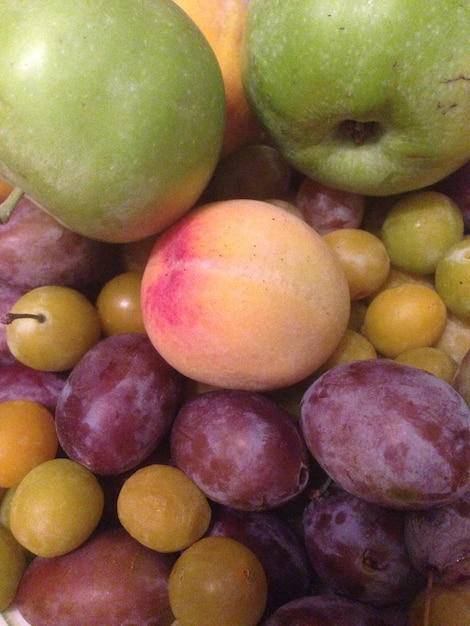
[0,186,25,224]
[1,312,46,325]
[339,120,380,145]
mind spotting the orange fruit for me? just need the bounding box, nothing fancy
[0,179,13,202]
[141,199,350,391]
[174,0,265,156]
[0,400,58,488]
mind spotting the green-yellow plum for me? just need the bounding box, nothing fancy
[169,536,268,626]
[381,191,464,275]
[435,238,470,319]
[408,581,470,625]
[5,285,102,372]
[0,0,225,242]
[96,271,146,336]
[9,458,104,558]
[0,526,27,611]
[243,0,470,196]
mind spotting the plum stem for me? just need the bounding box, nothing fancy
[424,569,434,626]
[1,312,46,325]
[0,186,25,224]
[310,476,333,499]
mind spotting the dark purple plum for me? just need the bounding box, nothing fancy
[0,281,26,364]
[0,361,66,412]
[15,527,175,626]
[302,484,424,607]
[405,490,470,585]
[55,333,184,475]
[171,389,310,510]
[207,505,314,617]
[262,593,398,626]
[0,196,121,291]
[300,359,470,510]
[200,143,292,203]
[295,177,365,235]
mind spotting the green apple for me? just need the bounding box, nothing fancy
[0,0,225,242]
[242,0,470,196]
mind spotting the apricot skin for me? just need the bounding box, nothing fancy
[141,199,350,391]
[173,0,264,156]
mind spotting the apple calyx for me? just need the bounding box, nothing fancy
[0,187,25,224]
[1,312,46,325]
[338,120,381,145]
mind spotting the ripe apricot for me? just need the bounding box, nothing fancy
[173,0,264,156]
[141,199,350,391]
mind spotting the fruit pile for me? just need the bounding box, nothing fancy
[1,2,470,626]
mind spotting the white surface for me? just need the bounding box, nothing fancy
[0,608,30,626]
